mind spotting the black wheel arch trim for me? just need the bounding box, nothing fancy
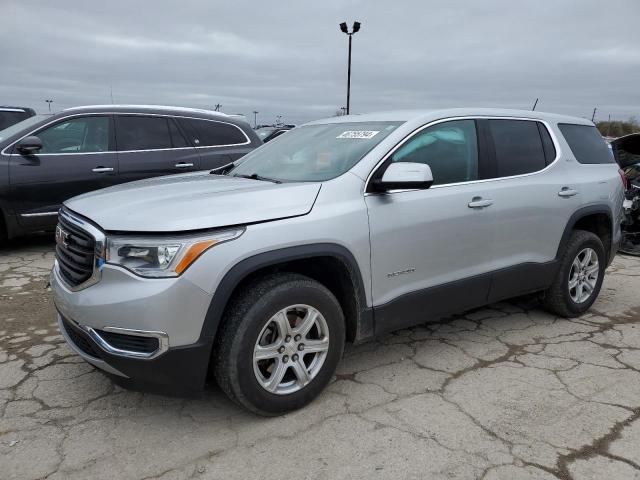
[556,204,615,264]
[199,243,371,344]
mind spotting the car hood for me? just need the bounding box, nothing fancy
[64,171,321,232]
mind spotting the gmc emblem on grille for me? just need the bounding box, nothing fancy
[55,225,70,248]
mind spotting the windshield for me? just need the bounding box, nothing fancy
[0,115,47,143]
[231,122,401,182]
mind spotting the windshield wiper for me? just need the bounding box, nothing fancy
[232,173,282,184]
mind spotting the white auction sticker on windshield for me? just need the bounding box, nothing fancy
[337,130,379,139]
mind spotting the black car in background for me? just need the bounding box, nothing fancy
[0,106,36,130]
[0,105,261,240]
[255,124,295,142]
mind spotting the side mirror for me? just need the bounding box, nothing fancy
[372,162,433,191]
[17,136,43,155]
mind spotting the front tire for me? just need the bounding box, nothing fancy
[543,229,606,317]
[214,273,345,415]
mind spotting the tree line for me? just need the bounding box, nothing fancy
[596,118,640,138]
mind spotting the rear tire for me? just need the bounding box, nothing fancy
[543,229,605,317]
[214,273,345,416]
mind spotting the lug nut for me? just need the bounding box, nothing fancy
[285,335,292,342]
[278,346,285,354]
[282,355,289,363]
[294,334,301,341]
[298,344,305,351]
[292,354,299,361]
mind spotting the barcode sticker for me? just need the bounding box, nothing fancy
[337,130,379,139]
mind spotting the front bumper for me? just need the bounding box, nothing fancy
[58,312,212,391]
[51,261,213,347]
[51,262,215,391]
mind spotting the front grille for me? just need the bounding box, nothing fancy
[55,214,95,287]
[61,317,101,358]
[96,330,160,354]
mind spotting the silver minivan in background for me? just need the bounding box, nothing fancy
[50,108,624,415]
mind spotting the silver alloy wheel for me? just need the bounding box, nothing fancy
[253,304,330,395]
[568,247,599,304]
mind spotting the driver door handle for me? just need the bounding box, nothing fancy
[175,162,194,168]
[92,167,114,173]
[468,197,493,209]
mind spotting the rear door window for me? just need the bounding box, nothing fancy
[116,116,172,151]
[538,123,557,165]
[180,119,248,147]
[558,124,614,164]
[488,120,546,177]
[168,119,189,148]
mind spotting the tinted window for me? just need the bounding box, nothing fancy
[182,119,247,146]
[0,110,30,130]
[489,120,546,176]
[390,120,478,185]
[0,115,45,143]
[538,123,556,165]
[37,116,110,154]
[168,119,189,148]
[558,124,614,164]
[116,116,172,151]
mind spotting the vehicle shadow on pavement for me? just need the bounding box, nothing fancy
[0,232,53,252]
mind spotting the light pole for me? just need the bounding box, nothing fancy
[339,21,360,115]
[253,111,259,128]
[45,99,53,112]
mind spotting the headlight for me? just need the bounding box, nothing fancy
[106,228,245,278]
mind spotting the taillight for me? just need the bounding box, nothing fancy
[618,168,629,191]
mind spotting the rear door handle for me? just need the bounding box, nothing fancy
[92,167,114,173]
[558,187,578,197]
[468,197,493,209]
[175,162,194,168]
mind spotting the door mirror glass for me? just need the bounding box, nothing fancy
[373,162,433,191]
[16,135,43,154]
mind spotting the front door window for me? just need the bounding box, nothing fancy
[37,116,110,154]
[390,120,478,185]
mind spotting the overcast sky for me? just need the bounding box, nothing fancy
[1,0,639,125]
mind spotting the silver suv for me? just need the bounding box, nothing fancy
[51,108,624,415]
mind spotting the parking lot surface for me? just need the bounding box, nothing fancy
[1,237,640,480]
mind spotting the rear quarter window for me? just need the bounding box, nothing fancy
[558,124,614,164]
[180,119,248,147]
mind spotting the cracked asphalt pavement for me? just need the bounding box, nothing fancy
[2,236,640,480]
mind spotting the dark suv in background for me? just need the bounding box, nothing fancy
[0,106,36,130]
[0,105,261,240]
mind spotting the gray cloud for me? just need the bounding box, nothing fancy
[1,0,639,124]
